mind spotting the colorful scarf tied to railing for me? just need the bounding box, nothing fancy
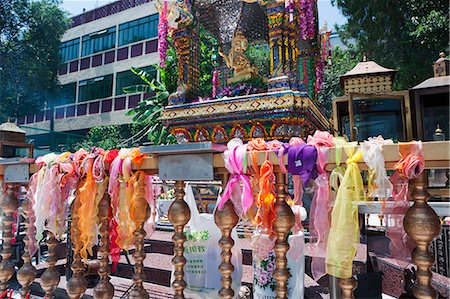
[288,142,318,206]
[307,130,334,281]
[33,153,75,241]
[218,138,253,218]
[361,136,394,202]
[26,172,39,257]
[33,153,57,245]
[108,148,131,270]
[386,141,424,261]
[326,142,365,279]
[255,160,276,233]
[252,160,277,259]
[329,137,347,205]
[51,152,77,240]
[247,138,268,196]
[106,148,150,270]
[31,152,78,255]
[115,148,146,250]
[77,148,108,261]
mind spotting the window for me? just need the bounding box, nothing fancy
[78,75,113,102]
[59,38,80,62]
[338,97,405,142]
[115,66,157,95]
[56,83,77,105]
[81,27,116,57]
[118,14,159,47]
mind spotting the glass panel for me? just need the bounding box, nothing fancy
[56,83,77,106]
[78,74,113,101]
[352,97,404,142]
[336,101,351,139]
[115,66,156,95]
[118,14,159,46]
[422,92,449,141]
[59,38,80,62]
[81,26,116,57]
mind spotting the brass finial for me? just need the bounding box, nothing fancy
[362,53,367,62]
[439,52,446,58]
[433,124,445,141]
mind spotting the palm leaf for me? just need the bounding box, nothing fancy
[123,84,154,94]
[127,65,176,145]
[130,66,155,86]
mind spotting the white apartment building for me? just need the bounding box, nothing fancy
[18,0,159,151]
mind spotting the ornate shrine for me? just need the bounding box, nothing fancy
[156,0,331,143]
[161,90,328,143]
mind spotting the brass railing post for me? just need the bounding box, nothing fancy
[214,173,239,299]
[404,173,440,299]
[130,174,150,299]
[17,187,37,298]
[273,171,295,299]
[67,195,87,299]
[40,232,60,298]
[94,193,114,299]
[0,184,19,292]
[129,225,148,299]
[168,180,190,299]
[339,277,357,299]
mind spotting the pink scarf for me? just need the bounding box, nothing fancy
[218,140,253,217]
[26,173,38,257]
[307,130,334,281]
[386,141,424,261]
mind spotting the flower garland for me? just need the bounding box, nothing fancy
[315,59,323,92]
[285,0,295,22]
[298,0,316,40]
[212,67,219,98]
[158,0,169,68]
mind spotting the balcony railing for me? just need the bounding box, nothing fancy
[71,0,151,27]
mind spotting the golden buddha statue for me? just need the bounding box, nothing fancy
[219,32,258,84]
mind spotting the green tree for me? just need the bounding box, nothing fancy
[0,0,69,121]
[71,123,149,151]
[318,46,360,118]
[74,126,123,151]
[333,0,449,89]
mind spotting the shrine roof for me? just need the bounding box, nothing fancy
[411,75,450,90]
[341,60,397,78]
[0,122,26,133]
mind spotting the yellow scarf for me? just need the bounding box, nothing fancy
[326,142,365,278]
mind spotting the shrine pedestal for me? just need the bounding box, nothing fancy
[161,90,329,143]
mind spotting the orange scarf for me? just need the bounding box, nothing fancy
[255,160,276,233]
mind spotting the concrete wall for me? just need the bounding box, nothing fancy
[54,109,133,131]
[21,109,134,135]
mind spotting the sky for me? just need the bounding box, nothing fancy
[60,0,347,30]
